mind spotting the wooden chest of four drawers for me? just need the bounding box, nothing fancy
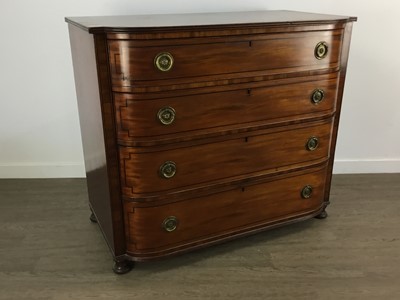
[66,10,356,274]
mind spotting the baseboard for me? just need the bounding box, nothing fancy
[333,159,400,174]
[0,163,85,178]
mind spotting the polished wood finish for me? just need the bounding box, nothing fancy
[65,10,356,33]
[66,11,356,273]
[119,118,333,196]
[125,165,327,257]
[68,25,126,259]
[108,30,342,86]
[114,74,339,141]
[323,22,355,209]
[68,25,115,253]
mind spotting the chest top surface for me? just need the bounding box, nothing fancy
[65,10,356,33]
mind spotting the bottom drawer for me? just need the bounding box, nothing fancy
[125,166,327,256]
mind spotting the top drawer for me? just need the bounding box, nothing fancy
[108,30,343,88]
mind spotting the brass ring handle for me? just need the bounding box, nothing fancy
[311,89,325,104]
[315,42,328,60]
[154,52,174,72]
[301,185,313,199]
[159,161,177,179]
[306,137,319,151]
[162,216,178,232]
[157,107,176,125]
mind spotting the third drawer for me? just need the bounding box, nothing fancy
[119,117,333,197]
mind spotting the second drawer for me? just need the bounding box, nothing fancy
[114,74,339,142]
[119,118,333,196]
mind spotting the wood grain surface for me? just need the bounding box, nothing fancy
[109,30,342,86]
[125,166,327,256]
[114,75,339,140]
[65,10,356,33]
[119,118,333,196]
[68,25,127,257]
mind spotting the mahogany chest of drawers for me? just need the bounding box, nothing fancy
[66,11,356,274]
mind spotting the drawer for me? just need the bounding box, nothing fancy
[119,118,333,196]
[115,75,339,141]
[109,30,342,87]
[125,166,327,252]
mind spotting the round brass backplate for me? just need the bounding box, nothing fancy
[301,185,313,199]
[311,89,325,104]
[162,216,178,232]
[154,52,174,71]
[159,161,177,179]
[306,137,319,151]
[315,42,328,60]
[157,106,176,125]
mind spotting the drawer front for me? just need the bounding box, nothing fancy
[119,119,333,196]
[109,30,342,86]
[115,75,338,140]
[125,166,327,252]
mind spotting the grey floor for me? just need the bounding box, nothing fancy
[0,174,399,300]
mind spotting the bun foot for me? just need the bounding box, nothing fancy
[89,212,97,223]
[315,210,328,219]
[113,260,134,275]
